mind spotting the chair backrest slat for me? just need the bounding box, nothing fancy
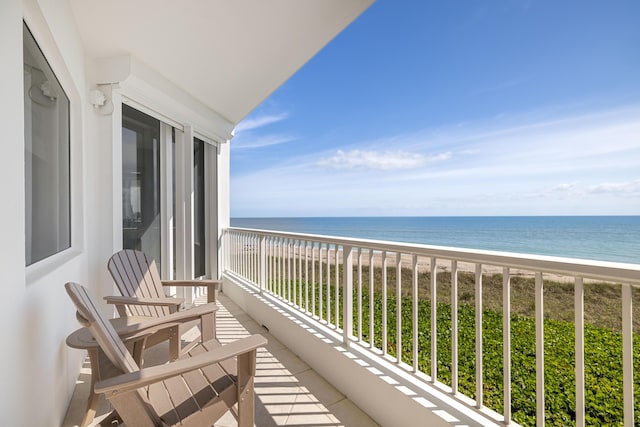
[108,249,170,317]
[65,282,139,374]
[132,250,165,299]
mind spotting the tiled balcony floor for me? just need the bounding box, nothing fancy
[62,292,379,427]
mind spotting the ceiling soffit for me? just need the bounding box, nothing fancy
[70,0,374,126]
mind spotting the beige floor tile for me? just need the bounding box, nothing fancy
[285,412,337,426]
[295,369,345,407]
[284,391,337,425]
[269,347,311,375]
[262,334,286,352]
[327,398,379,427]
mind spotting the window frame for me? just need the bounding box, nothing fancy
[23,14,82,279]
[23,22,71,266]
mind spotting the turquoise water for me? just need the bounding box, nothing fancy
[230,216,640,264]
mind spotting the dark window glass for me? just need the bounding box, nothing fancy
[194,138,206,277]
[122,104,162,270]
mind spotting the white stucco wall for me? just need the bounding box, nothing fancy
[0,1,29,424]
[0,2,234,424]
[0,1,106,425]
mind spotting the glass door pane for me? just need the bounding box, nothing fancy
[122,104,161,270]
[23,23,71,265]
[193,137,206,277]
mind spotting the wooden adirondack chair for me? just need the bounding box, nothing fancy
[107,249,221,357]
[67,301,220,427]
[65,282,267,427]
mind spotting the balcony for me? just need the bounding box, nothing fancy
[63,227,639,426]
[221,227,640,426]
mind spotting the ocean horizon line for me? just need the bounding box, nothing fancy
[232,214,639,218]
[230,216,640,264]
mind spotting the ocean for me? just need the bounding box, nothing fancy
[230,216,640,264]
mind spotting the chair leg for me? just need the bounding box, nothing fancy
[130,337,148,366]
[206,283,218,303]
[237,350,257,427]
[80,394,99,427]
[169,325,180,361]
[80,348,101,427]
[201,311,215,342]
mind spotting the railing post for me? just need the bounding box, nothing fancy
[259,235,266,294]
[475,263,483,408]
[451,260,458,395]
[396,252,402,364]
[622,283,634,427]
[575,277,585,427]
[229,230,233,273]
[503,267,512,424]
[343,245,353,346]
[412,255,419,373]
[369,250,374,349]
[430,257,437,383]
[221,229,227,273]
[335,247,340,326]
[358,249,363,341]
[382,251,388,355]
[535,272,545,426]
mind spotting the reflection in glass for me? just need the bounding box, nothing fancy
[23,22,71,265]
[194,138,206,277]
[122,105,161,271]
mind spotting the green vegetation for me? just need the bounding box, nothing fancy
[266,261,640,426]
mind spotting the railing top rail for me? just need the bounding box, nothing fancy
[226,227,640,285]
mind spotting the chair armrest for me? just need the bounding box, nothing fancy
[162,280,220,303]
[95,334,268,395]
[114,304,218,339]
[161,279,221,287]
[104,295,185,308]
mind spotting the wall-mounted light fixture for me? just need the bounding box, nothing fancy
[89,85,114,115]
[89,89,106,108]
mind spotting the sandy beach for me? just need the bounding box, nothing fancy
[257,246,581,283]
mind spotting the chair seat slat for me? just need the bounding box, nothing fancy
[147,382,180,426]
[188,344,235,394]
[161,375,201,421]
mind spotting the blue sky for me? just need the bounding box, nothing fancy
[230,1,640,217]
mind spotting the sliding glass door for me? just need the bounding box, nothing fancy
[121,104,215,284]
[122,105,163,269]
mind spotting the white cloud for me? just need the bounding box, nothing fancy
[235,112,289,133]
[316,150,451,170]
[231,111,294,149]
[526,182,579,199]
[550,183,577,192]
[231,134,295,149]
[587,180,640,195]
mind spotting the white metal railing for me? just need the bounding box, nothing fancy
[223,227,639,427]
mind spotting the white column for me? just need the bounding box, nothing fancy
[217,142,230,280]
[160,123,174,280]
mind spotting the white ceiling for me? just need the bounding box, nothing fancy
[69,0,373,125]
